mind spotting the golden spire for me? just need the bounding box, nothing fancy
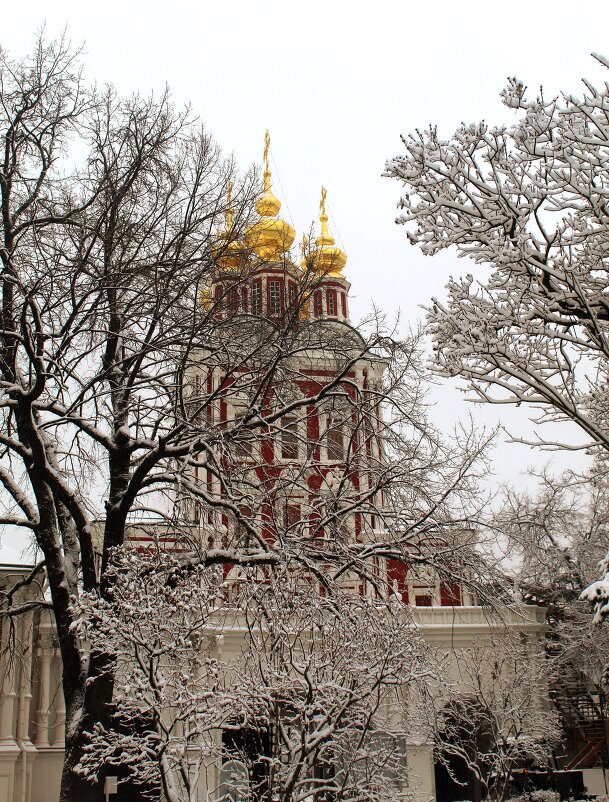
[317,186,333,247]
[246,130,295,259]
[212,179,241,271]
[263,130,271,192]
[226,180,234,230]
[311,186,347,276]
[255,130,282,218]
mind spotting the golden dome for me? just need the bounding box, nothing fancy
[309,187,347,277]
[212,181,243,270]
[245,131,295,260]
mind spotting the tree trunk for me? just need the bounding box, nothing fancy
[60,668,159,802]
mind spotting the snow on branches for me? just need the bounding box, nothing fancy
[71,550,229,802]
[385,54,609,454]
[72,548,435,802]
[433,638,560,802]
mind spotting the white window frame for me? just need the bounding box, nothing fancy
[268,279,282,316]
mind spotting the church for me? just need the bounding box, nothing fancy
[0,134,547,802]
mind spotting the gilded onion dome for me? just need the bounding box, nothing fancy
[245,131,295,260]
[212,181,243,270]
[310,187,347,277]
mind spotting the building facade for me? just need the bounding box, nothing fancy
[0,136,548,802]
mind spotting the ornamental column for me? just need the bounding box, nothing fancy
[0,577,18,745]
[51,644,65,747]
[0,635,17,743]
[34,634,52,748]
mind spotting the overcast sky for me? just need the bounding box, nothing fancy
[2,0,605,515]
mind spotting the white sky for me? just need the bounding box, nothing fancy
[2,0,605,506]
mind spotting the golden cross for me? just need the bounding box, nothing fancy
[320,186,327,216]
[263,130,270,173]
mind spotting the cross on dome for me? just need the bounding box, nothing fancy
[311,186,347,277]
[246,130,295,259]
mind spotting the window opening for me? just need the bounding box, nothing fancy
[234,405,253,459]
[313,289,323,317]
[415,594,433,607]
[281,415,299,460]
[268,280,282,315]
[327,412,345,461]
[326,288,337,317]
[284,503,301,530]
[251,280,262,315]
[235,432,252,460]
[288,281,297,309]
[228,285,239,312]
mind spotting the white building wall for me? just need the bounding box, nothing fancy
[0,566,547,802]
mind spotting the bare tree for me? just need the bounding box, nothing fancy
[0,31,258,801]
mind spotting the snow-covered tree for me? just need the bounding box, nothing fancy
[73,549,435,802]
[386,57,609,456]
[0,33,493,802]
[432,636,561,802]
[480,468,609,775]
[233,574,435,802]
[386,54,609,628]
[72,550,237,802]
[493,468,609,609]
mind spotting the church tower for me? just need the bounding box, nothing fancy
[190,132,462,607]
[208,131,350,326]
